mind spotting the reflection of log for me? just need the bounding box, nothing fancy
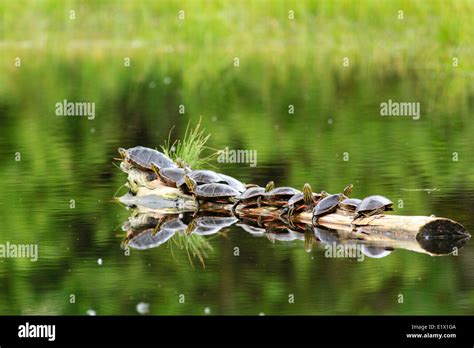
[117,180,470,255]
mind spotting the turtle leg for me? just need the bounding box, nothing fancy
[152,218,164,236]
[231,200,241,217]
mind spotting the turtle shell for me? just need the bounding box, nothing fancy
[266,187,300,197]
[217,173,246,193]
[236,186,265,200]
[312,194,341,217]
[159,167,186,187]
[176,169,222,187]
[356,195,393,213]
[195,183,240,198]
[237,223,266,236]
[340,198,362,210]
[124,146,176,170]
[287,192,304,206]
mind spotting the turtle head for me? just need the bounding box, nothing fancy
[303,183,313,205]
[320,191,329,198]
[343,184,353,197]
[150,162,160,176]
[265,181,275,192]
[117,147,128,159]
[176,158,189,169]
[184,175,197,193]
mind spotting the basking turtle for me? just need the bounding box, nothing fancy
[283,183,321,218]
[312,194,341,223]
[232,181,275,213]
[177,169,223,193]
[118,146,176,171]
[261,185,300,207]
[150,164,186,187]
[184,176,240,205]
[312,184,354,223]
[355,195,393,218]
[217,173,246,193]
[339,198,362,212]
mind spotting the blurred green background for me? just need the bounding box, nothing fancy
[0,0,473,315]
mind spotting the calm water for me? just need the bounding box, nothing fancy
[1,49,474,315]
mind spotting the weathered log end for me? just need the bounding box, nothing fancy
[417,218,470,240]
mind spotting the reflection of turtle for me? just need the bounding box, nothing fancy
[126,228,177,250]
[313,226,340,245]
[355,195,393,218]
[186,216,237,235]
[360,245,393,258]
[118,146,176,171]
[237,223,266,237]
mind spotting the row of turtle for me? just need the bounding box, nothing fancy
[117,146,394,221]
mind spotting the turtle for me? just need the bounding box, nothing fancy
[232,181,275,213]
[150,164,186,187]
[184,176,240,205]
[339,198,362,212]
[283,183,322,218]
[261,185,300,207]
[217,173,246,193]
[312,184,355,223]
[312,194,341,223]
[118,146,176,171]
[177,169,223,193]
[355,195,393,218]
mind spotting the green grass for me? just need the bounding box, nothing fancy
[162,118,217,169]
